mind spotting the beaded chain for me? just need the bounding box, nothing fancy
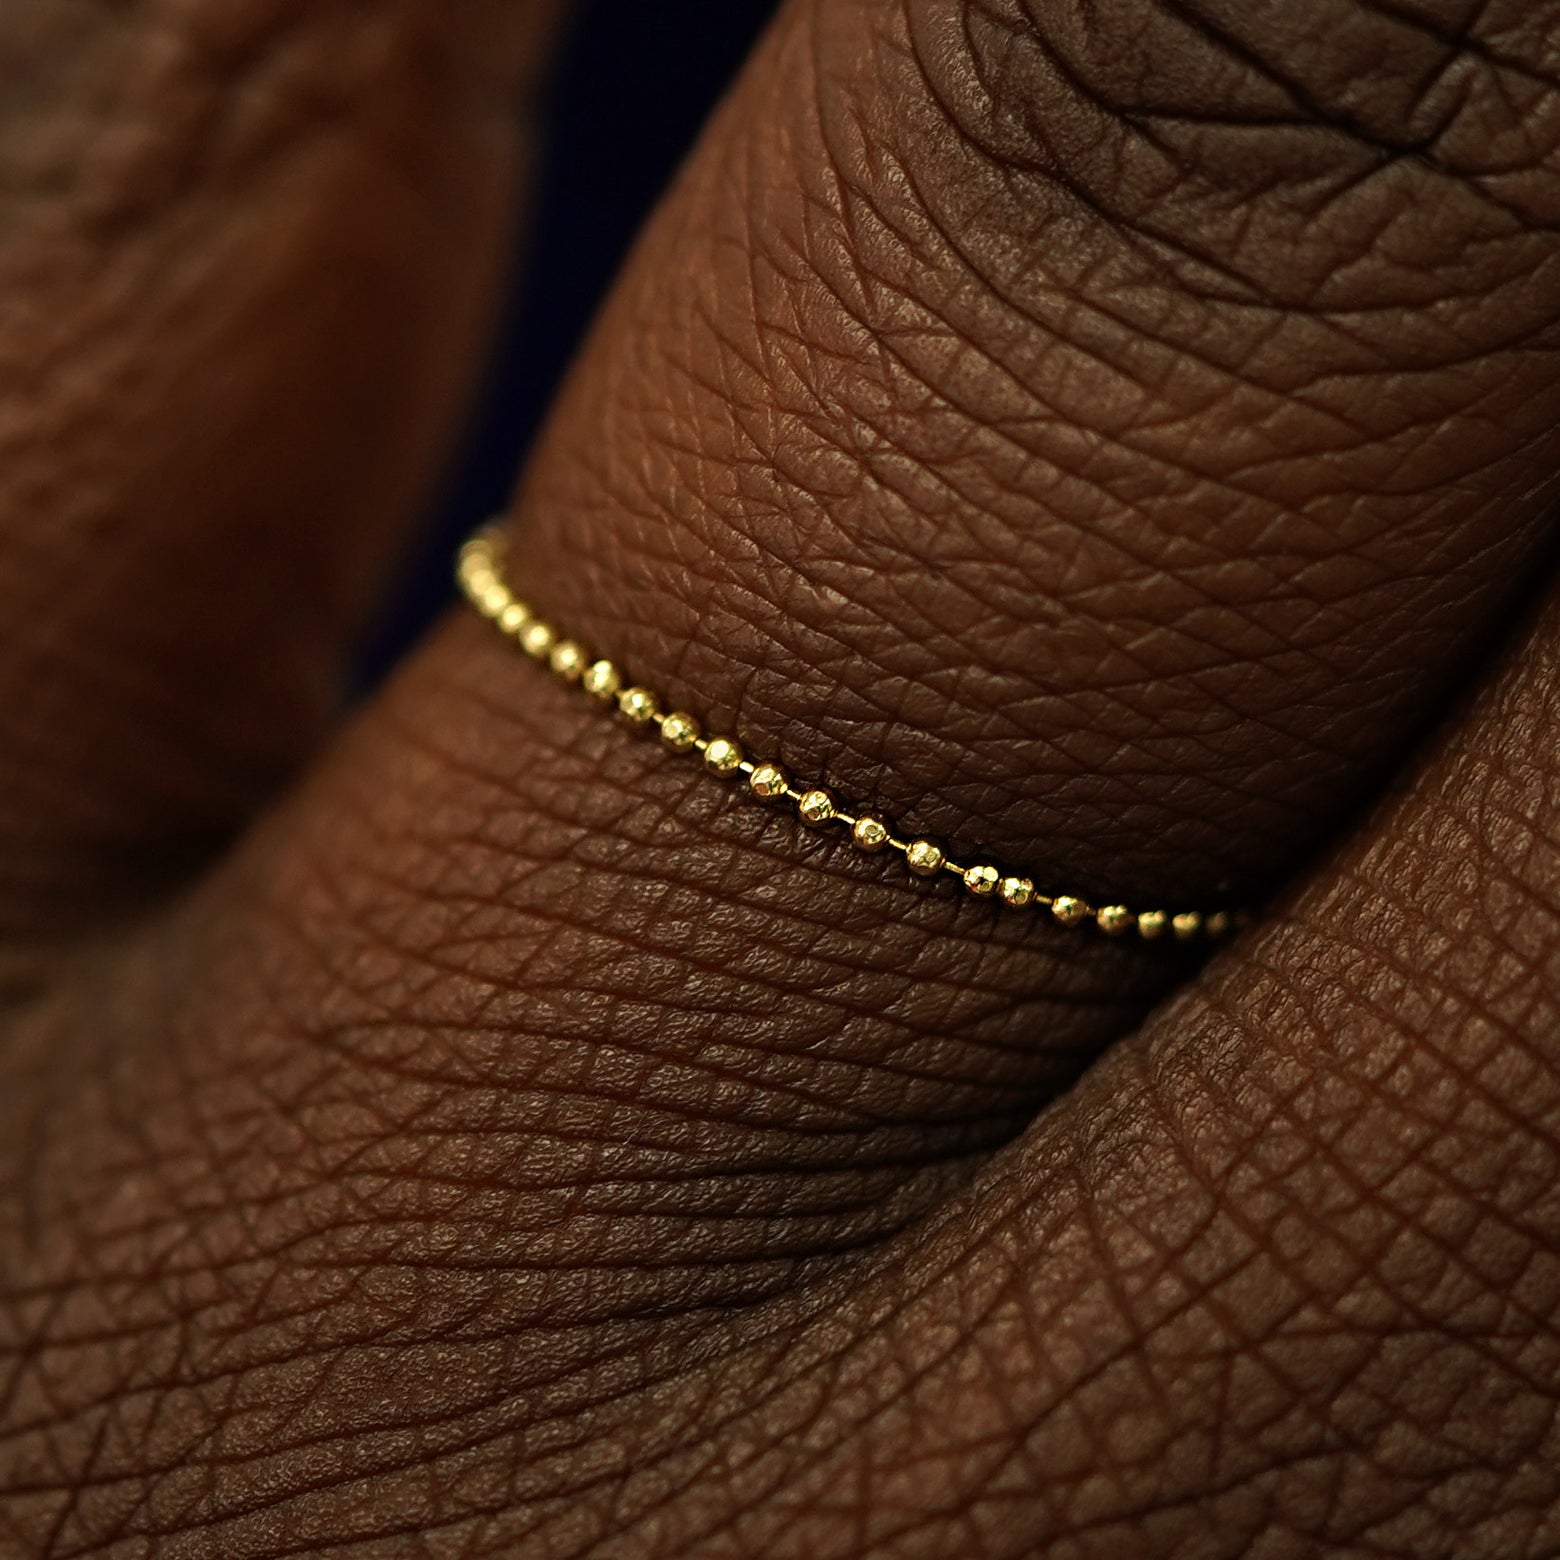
[458,528,1239,942]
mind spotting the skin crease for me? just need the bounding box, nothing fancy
[3,0,1560,1556]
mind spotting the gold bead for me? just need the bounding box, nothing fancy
[477,582,510,618]
[999,876,1035,908]
[660,712,701,752]
[1172,911,1202,941]
[1137,909,1169,940]
[1051,895,1088,927]
[906,839,944,877]
[549,639,588,681]
[798,789,837,825]
[519,619,556,659]
[1097,904,1133,936]
[704,736,745,777]
[618,686,660,726]
[749,762,790,801]
[1206,910,1233,939]
[852,816,890,852]
[582,659,622,701]
[964,864,999,897]
[498,602,529,635]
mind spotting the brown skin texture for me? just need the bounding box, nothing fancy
[4,0,1560,1555]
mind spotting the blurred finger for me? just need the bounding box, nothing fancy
[0,0,569,990]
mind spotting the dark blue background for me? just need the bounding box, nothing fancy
[364,0,778,673]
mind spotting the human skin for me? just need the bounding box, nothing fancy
[4,0,1560,1555]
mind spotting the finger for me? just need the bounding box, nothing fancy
[0,0,568,989]
[514,0,1560,903]
[8,0,1560,1549]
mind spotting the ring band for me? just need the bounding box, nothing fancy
[458,527,1240,942]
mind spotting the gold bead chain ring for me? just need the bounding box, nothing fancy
[457,528,1240,943]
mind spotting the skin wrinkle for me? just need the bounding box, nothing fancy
[935,5,1416,304]
[923,18,1560,363]
[1052,0,1558,243]
[873,134,1553,508]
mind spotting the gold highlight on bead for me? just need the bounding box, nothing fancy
[852,816,890,852]
[549,639,588,681]
[519,619,556,659]
[964,864,1000,898]
[457,528,1238,942]
[1000,876,1035,908]
[469,575,506,616]
[660,712,701,752]
[750,763,790,801]
[798,789,837,826]
[704,736,745,776]
[618,687,660,727]
[582,659,622,701]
